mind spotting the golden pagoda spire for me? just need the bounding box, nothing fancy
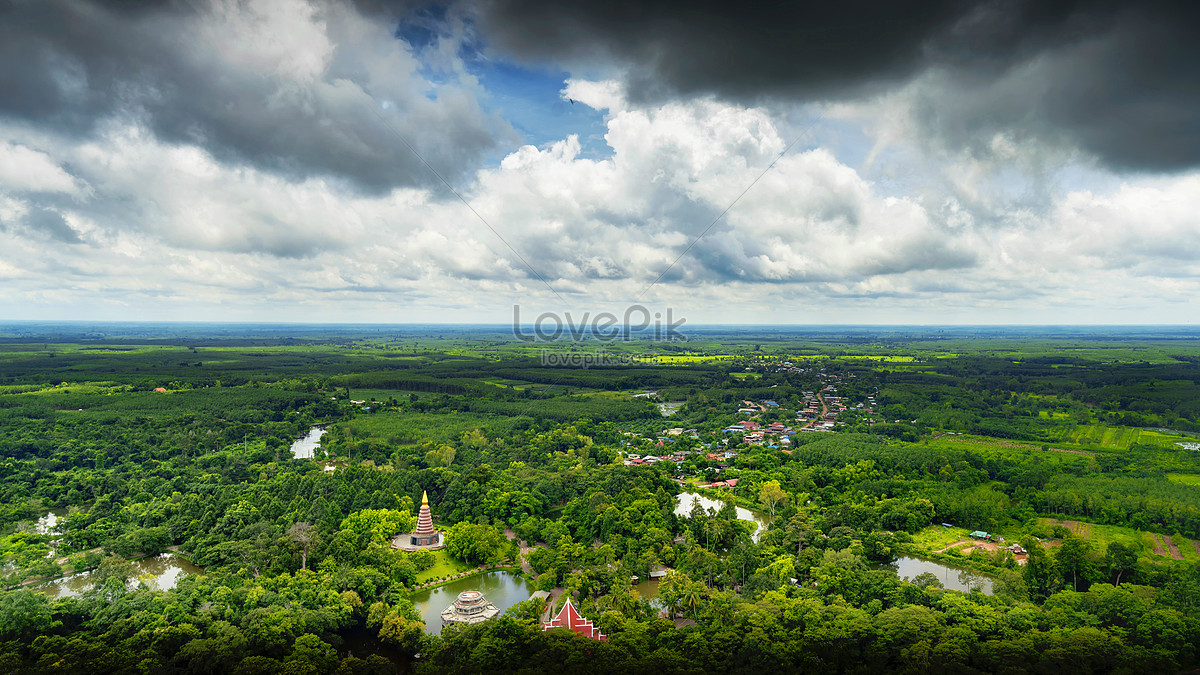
[421,490,429,507]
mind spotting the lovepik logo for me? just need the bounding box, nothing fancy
[512,305,686,342]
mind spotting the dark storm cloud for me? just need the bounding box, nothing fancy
[479,0,970,100]
[477,0,1200,172]
[0,0,505,193]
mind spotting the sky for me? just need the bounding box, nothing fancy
[1,0,1199,325]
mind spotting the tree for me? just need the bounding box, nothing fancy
[288,634,337,674]
[1055,533,1093,592]
[658,571,690,618]
[444,522,508,566]
[911,572,943,590]
[758,480,787,518]
[339,509,416,546]
[1022,537,1058,602]
[287,522,318,571]
[378,613,425,653]
[425,444,456,467]
[680,578,707,618]
[0,590,57,639]
[994,569,1029,601]
[1106,542,1137,586]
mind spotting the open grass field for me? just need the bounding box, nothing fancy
[916,434,1094,464]
[910,525,974,552]
[1049,424,1184,450]
[1033,518,1197,562]
[480,377,535,389]
[650,354,736,364]
[415,548,472,584]
[344,388,441,401]
[342,411,500,445]
[1167,473,1200,487]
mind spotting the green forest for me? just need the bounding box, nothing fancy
[4,325,1200,673]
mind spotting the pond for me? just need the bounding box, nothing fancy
[632,577,667,611]
[35,554,203,600]
[35,509,67,536]
[658,401,685,416]
[675,492,770,542]
[290,426,326,459]
[876,556,994,594]
[409,571,534,636]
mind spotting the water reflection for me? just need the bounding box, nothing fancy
[35,554,202,599]
[35,510,66,536]
[409,572,533,636]
[291,426,326,459]
[878,556,994,594]
[674,492,769,542]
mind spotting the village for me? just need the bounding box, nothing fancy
[621,364,882,491]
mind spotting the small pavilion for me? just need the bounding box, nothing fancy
[542,598,607,642]
[392,490,445,551]
[441,590,500,629]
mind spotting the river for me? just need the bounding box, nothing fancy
[674,492,770,542]
[876,556,994,594]
[35,554,203,599]
[290,426,326,459]
[409,572,534,636]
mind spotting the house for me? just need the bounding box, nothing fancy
[970,531,992,540]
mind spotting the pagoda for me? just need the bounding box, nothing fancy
[542,598,607,641]
[391,490,444,551]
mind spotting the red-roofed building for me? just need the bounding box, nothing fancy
[543,598,607,641]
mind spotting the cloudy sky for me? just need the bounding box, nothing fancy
[1,0,1198,324]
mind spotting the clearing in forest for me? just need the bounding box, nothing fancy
[1047,518,1092,539]
[1165,535,1184,560]
[1150,533,1168,557]
[933,540,972,554]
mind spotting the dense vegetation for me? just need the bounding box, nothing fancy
[3,325,1200,673]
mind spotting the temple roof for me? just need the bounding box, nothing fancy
[542,598,607,642]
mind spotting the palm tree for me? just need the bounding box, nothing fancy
[682,582,705,618]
